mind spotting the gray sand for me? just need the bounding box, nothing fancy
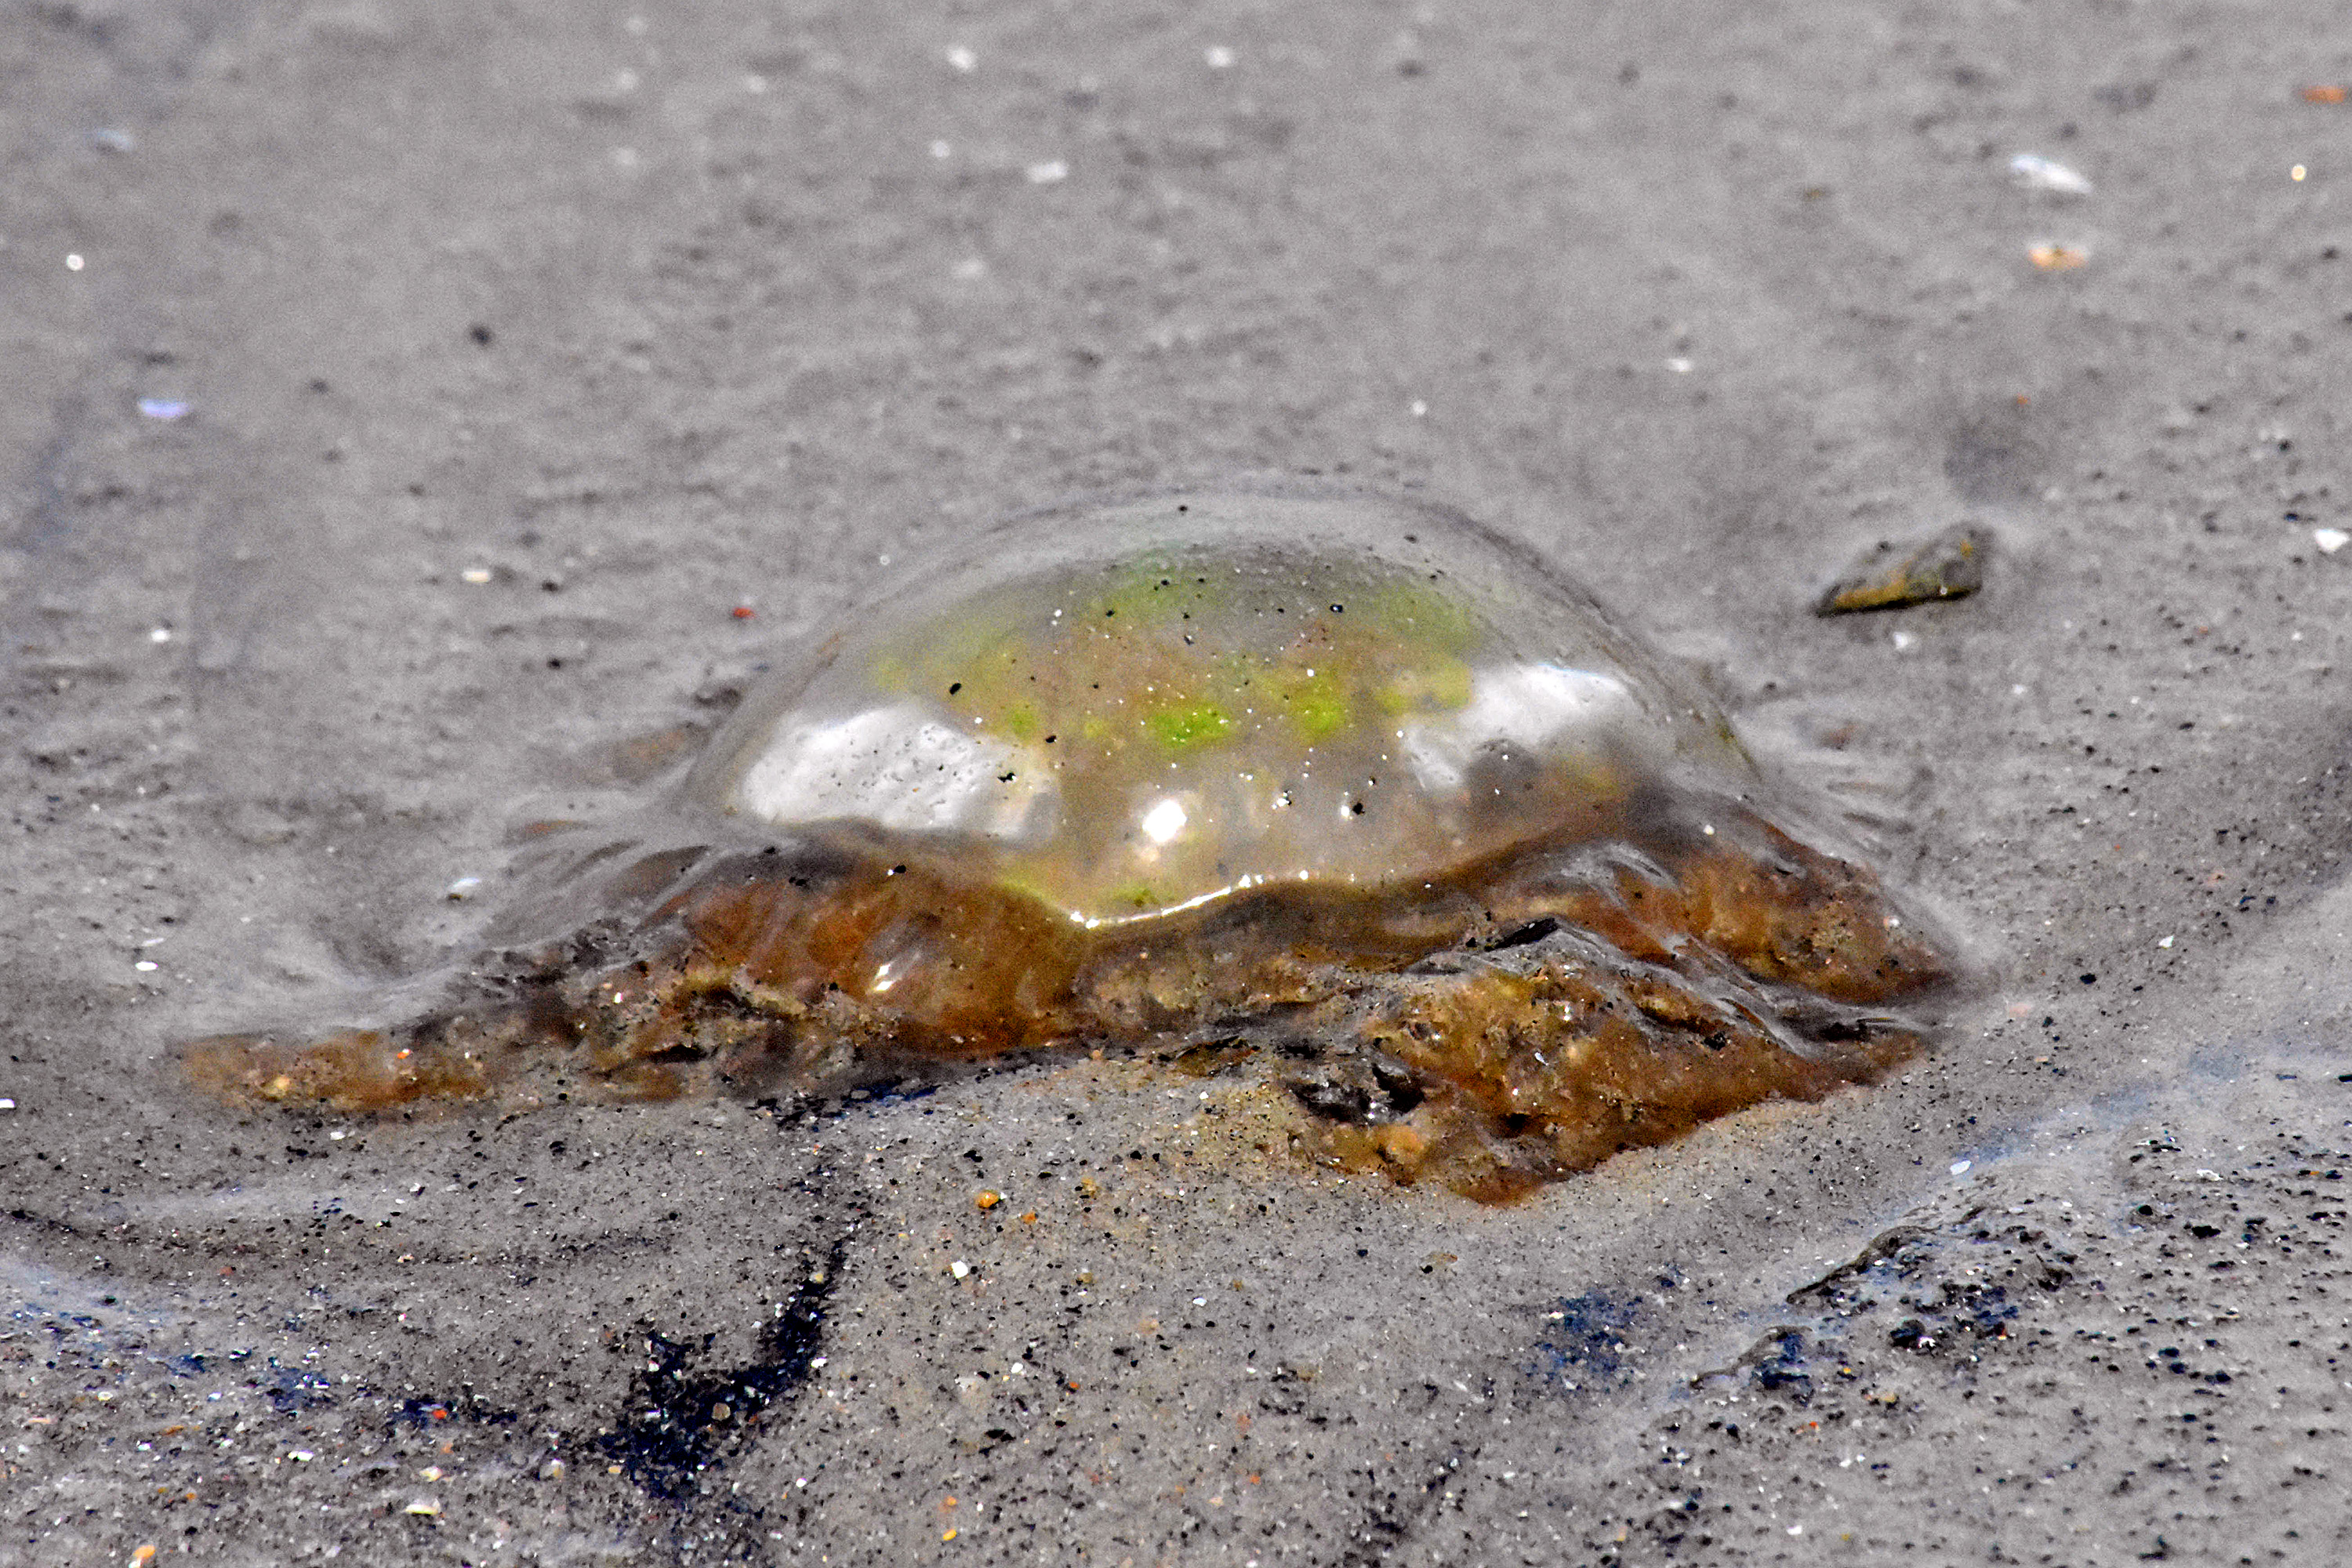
[6,2,2352,1563]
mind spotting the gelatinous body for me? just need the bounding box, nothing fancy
[190,488,1959,1200]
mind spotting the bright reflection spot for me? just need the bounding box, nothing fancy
[737,704,1051,838]
[1399,664,1635,790]
[1141,797,1189,845]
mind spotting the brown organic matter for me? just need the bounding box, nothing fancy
[186,799,1954,1201]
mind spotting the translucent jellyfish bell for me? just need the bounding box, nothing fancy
[688,491,1751,927]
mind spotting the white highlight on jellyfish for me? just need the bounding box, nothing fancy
[1397,663,1636,790]
[735,704,1054,840]
[1140,796,1189,845]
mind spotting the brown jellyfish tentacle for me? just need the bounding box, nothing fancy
[1668,808,1954,1005]
[183,1025,502,1114]
[1299,932,1924,1203]
[557,840,1094,1099]
[180,835,1094,1113]
[1474,799,1955,1013]
[1067,882,1451,1039]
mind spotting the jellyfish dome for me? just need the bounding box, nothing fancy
[688,490,1750,927]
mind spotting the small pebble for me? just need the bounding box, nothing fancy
[950,1259,971,1279]
[136,397,190,421]
[1817,524,1988,614]
[2009,152,2094,194]
[0,1099,16,1111]
[1950,1159,1972,1176]
[2313,527,2348,554]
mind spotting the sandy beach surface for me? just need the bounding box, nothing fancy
[6,2,2352,1563]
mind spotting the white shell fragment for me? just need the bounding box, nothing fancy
[2009,153,2095,195]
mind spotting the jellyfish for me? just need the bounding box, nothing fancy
[189,487,1959,1200]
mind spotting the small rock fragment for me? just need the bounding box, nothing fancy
[2009,153,2093,195]
[1814,525,1990,615]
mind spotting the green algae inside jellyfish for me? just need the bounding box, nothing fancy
[686,488,1753,929]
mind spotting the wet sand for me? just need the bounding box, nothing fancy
[5,1,2352,1563]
